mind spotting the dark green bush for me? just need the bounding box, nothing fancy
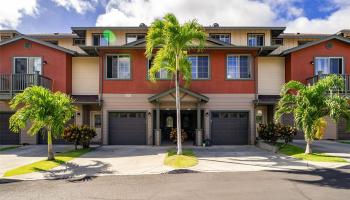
[63,125,96,149]
[257,123,297,145]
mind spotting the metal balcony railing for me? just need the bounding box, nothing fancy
[0,74,53,98]
[306,74,350,94]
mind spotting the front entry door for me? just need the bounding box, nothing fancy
[90,111,102,143]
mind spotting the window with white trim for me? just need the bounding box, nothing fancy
[126,34,146,44]
[14,57,42,74]
[315,57,343,75]
[209,34,231,44]
[93,33,109,46]
[247,34,264,46]
[188,55,209,79]
[106,55,131,79]
[227,55,251,79]
[148,58,171,79]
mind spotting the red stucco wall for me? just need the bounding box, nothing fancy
[100,49,258,94]
[0,39,72,93]
[285,39,350,83]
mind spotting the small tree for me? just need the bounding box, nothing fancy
[146,13,206,155]
[274,75,350,154]
[9,86,76,160]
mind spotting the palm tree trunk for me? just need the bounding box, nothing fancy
[305,139,312,154]
[47,130,55,160]
[175,56,182,155]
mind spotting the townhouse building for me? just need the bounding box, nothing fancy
[1,24,350,145]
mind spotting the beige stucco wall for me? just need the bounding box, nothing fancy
[72,57,99,95]
[57,38,85,54]
[207,29,271,46]
[102,93,255,145]
[323,116,337,140]
[273,37,320,54]
[85,29,147,46]
[257,57,285,95]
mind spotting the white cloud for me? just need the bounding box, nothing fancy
[51,0,98,14]
[0,0,38,29]
[96,0,350,34]
[286,6,350,33]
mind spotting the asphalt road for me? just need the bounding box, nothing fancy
[1,168,350,200]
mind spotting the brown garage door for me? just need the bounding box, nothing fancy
[211,111,249,145]
[108,112,146,145]
[0,113,20,145]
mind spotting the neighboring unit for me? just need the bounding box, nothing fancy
[1,24,350,145]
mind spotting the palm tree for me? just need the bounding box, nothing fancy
[9,86,76,160]
[274,75,350,154]
[146,13,206,155]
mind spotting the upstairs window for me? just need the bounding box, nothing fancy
[73,38,86,46]
[298,40,311,46]
[106,55,131,79]
[1,35,11,41]
[315,57,343,75]
[188,55,209,80]
[45,40,58,45]
[209,33,231,44]
[13,57,42,74]
[148,58,171,80]
[126,33,146,44]
[93,33,109,46]
[271,37,283,45]
[247,34,264,46]
[227,55,252,79]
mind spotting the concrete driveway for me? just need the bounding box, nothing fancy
[293,140,350,162]
[4,145,349,180]
[0,145,75,177]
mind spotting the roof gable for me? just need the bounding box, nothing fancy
[148,87,209,103]
[0,35,76,55]
[281,35,350,55]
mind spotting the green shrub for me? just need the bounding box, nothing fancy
[63,125,96,149]
[258,123,297,145]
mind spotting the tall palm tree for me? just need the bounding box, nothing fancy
[146,13,206,154]
[274,75,350,154]
[9,86,76,160]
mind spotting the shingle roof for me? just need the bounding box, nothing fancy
[0,35,76,55]
[281,35,350,55]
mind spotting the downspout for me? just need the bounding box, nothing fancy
[96,47,104,145]
[253,47,262,144]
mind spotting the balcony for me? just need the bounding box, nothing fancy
[0,74,53,100]
[306,74,350,94]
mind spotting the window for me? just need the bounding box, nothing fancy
[227,55,251,79]
[209,33,231,43]
[45,40,58,45]
[148,58,171,79]
[1,35,10,41]
[315,57,343,75]
[106,55,131,79]
[14,57,42,74]
[271,37,283,45]
[73,38,86,46]
[188,55,209,79]
[126,34,145,44]
[93,33,109,46]
[298,40,311,46]
[247,34,264,46]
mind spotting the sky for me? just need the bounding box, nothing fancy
[0,0,349,34]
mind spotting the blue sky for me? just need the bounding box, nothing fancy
[1,0,349,34]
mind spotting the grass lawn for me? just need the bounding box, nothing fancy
[278,144,347,163]
[164,149,198,168]
[0,146,20,152]
[338,140,350,145]
[3,148,92,177]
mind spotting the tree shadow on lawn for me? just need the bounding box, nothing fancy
[268,168,350,190]
[39,160,115,180]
